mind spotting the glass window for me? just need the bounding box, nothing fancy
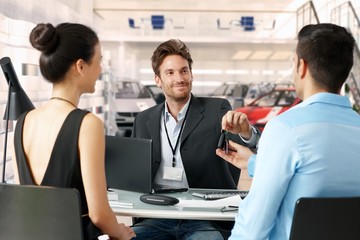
[278,90,296,106]
[212,84,228,95]
[254,91,280,107]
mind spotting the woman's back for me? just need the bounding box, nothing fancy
[19,103,73,184]
[15,106,89,206]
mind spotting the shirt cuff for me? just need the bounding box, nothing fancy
[247,154,256,178]
[239,126,257,145]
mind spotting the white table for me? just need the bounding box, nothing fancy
[109,188,239,221]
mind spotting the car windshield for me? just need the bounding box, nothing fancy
[147,85,163,95]
[212,84,228,95]
[253,90,296,107]
[277,90,297,106]
[212,84,248,98]
[115,82,151,99]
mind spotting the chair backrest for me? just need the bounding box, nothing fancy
[151,15,165,29]
[128,18,135,28]
[0,183,83,240]
[240,16,255,31]
[289,197,360,240]
[128,18,140,29]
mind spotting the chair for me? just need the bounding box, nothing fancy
[0,184,83,240]
[289,197,360,240]
[240,16,255,31]
[151,15,165,29]
[216,18,230,30]
[128,18,140,29]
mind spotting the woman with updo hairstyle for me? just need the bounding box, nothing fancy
[13,23,136,240]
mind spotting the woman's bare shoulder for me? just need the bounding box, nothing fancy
[80,112,104,134]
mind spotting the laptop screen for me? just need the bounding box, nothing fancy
[105,135,153,193]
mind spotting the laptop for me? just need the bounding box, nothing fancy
[105,135,187,193]
[0,183,83,240]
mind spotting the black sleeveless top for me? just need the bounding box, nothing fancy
[14,108,101,239]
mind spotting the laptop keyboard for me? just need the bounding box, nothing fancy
[192,190,249,200]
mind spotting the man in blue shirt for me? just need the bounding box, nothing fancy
[217,23,360,239]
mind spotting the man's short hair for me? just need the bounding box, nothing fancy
[151,39,193,76]
[296,23,355,93]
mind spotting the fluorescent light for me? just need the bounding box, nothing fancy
[277,69,292,76]
[192,69,223,75]
[225,69,249,75]
[192,81,222,86]
[262,70,274,75]
[140,68,153,74]
[140,80,155,85]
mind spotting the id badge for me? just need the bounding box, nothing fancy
[163,167,183,181]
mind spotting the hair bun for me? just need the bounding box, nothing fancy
[29,23,59,54]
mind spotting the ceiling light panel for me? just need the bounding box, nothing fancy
[269,51,293,60]
[249,51,273,60]
[231,50,252,60]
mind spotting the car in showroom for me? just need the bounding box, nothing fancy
[141,84,165,104]
[112,81,157,137]
[210,82,250,108]
[235,86,302,132]
[210,82,276,109]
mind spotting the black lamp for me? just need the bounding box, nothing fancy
[1,57,35,183]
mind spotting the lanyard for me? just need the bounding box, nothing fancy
[163,102,191,167]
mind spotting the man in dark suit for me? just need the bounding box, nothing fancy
[131,39,260,240]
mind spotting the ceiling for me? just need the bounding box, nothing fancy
[92,0,308,87]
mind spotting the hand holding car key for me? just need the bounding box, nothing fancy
[216,129,255,170]
[217,129,229,154]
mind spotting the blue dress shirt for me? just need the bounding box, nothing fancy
[230,93,360,239]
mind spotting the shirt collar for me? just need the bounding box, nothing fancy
[294,92,352,109]
[164,95,192,121]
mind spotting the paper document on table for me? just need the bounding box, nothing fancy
[107,191,118,201]
[177,195,241,208]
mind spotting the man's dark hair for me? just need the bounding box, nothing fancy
[151,39,193,76]
[296,23,355,93]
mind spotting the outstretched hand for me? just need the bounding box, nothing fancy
[222,111,252,140]
[216,140,253,170]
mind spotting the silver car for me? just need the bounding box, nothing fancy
[112,81,156,137]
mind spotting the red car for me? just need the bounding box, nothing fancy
[235,87,302,132]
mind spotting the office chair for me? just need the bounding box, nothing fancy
[151,15,165,29]
[128,18,140,29]
[240,16,255,31]
[289,197,360,240]
[217,18,230,30]
[0,184,83,240]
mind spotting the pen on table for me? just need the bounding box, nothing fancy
[221,205,238,212]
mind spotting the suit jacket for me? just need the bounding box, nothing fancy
[132,95,249,189]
